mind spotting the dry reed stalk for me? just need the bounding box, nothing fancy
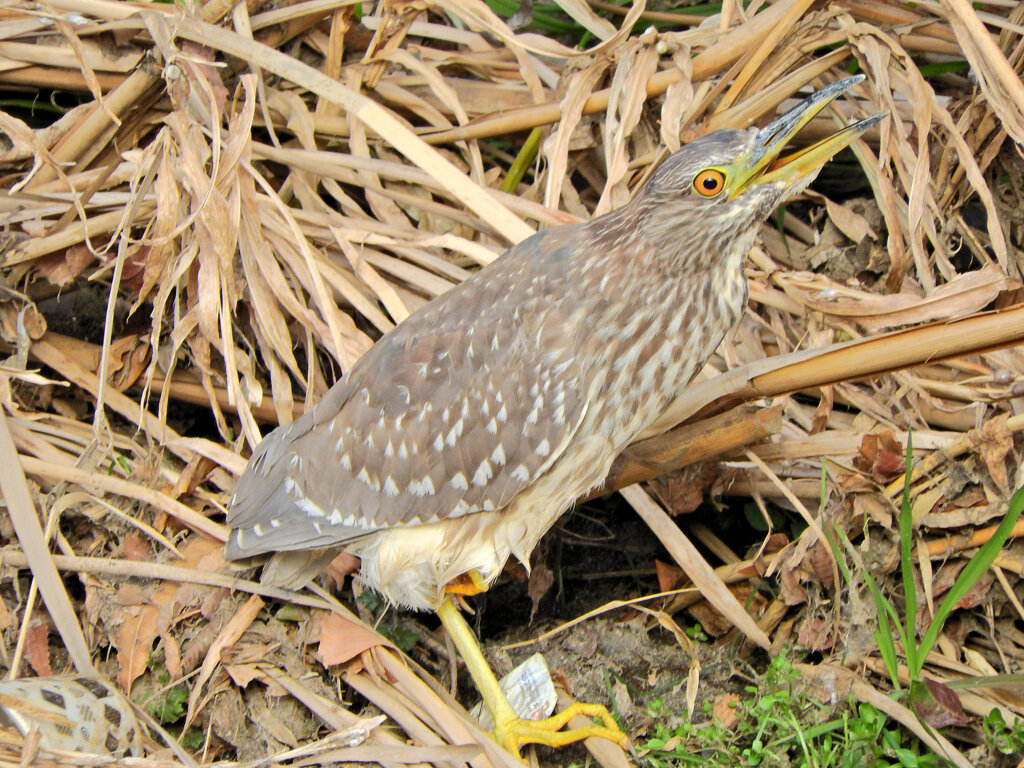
[0,0,1023,763]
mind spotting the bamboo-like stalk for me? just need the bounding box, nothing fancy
[651,303,1024,434]
[0,0,1022,762]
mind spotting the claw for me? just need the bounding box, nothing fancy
[437,598,629,761]
[495,702,630,756]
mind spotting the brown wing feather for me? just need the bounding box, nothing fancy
[225,226,588,561]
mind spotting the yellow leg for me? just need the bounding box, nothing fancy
[436,598,630,758]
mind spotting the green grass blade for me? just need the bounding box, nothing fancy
[916,483,1024,667]
[822,463,905,689]
[500,128,542,194]
[899,433,919,678]
[825,520,906,690]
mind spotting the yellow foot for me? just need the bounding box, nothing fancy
[435,599,629,760]
[444,569,489,596]
[495,702,630,757]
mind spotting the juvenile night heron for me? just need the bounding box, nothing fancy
[225,76,880,757]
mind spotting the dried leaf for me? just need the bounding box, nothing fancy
[910,678,971,729]
[712,693,741,729]
[969,414,1013,493]
[854,430,905,482]
[527,563,554,623]
[824,198,876,243]
[24,620,53,676]
[317,611,388,667]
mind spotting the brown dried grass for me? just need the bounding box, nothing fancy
[0,0,1023,766]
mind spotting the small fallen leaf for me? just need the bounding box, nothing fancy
[0,598,11,632]
[322,551,361,590]
[910,679,971,729]
[969,414,1012,493]
[712,693,741,728]
[778,564,808,606]
[224,663,262,687]
[797,617,837,652]
[317,611,388,667]
[36,244,95,286]
[853,430,905,482]
[121,533,151,562]
[24,620,53,676]
[825,198,876,243]
[655,559,685,592]
[528,563,554,623]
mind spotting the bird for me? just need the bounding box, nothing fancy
[224,76,880,758]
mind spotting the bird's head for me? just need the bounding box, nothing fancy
[637,76,882,252]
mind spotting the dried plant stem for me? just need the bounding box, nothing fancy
[0,408,93,674]
[886,413,1024,497]
[596,404,782,497]
[927,516,1024,559]
[423,0,804,145]
[656,303,1024,432]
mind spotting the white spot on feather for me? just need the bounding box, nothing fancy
[408,475,436,496]
[473,460,492,486]
[451,472,468,491]
[297,497,325,518]
[536,439,550,456]
[446,418,464,446]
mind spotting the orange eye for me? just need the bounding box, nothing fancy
[693,169,726,197]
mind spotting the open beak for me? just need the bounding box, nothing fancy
[729,75,883,197]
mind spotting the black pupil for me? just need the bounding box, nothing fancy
[702,175,718,190]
